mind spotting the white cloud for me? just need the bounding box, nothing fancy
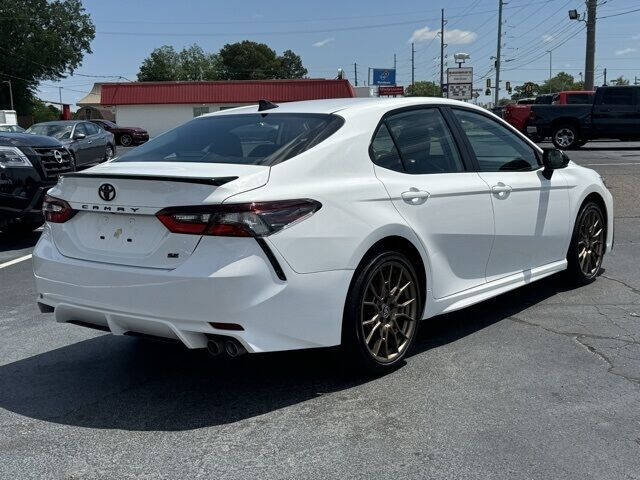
[409,26,477,44]
[542,34,554,43]
[632,34,640,40]
[312,37,335,48]
[615,47,637,56]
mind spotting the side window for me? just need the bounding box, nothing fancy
[452,109,540,172]
[600,88,634,105]
[74,123,87,137]
[370,123,403,172]
[384,108,464,174]
[567,93,591,104]
[84,122,99,135]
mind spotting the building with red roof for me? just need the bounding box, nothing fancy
[87,79,356,137]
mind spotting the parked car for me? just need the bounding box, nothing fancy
[33,98,613,373]
[26,120,115,168]
[89,119,149,147]
[0,124,25,133]
[504,91,594,136]
[528,86,640,149]
[0,132,74,234]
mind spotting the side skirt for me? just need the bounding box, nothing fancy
[423,259,567,318]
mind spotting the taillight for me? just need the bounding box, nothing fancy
[156,199,322,237]
[42,194,76,223]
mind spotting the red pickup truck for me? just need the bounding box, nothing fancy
[504,91,594,138]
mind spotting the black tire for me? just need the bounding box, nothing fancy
[566,201,606,285]
[552,124,580,149]
[119,134,132,147]
[342,250,422,374]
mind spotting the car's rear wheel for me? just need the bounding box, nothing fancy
[552,124,580,149]
[566,201,605,284]
[119,134,132,147]
[343,251,421,374]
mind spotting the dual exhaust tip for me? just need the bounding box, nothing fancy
[207,337,247,358]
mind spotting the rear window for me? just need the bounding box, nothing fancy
[567,93,593,104]
[115,113,344,166]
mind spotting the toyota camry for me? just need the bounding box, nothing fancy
[33,98,613,372]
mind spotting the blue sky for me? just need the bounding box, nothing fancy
[38,0,640,106]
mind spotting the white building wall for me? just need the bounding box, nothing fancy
[114,103,253,138]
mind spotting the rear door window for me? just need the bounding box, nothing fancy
[115,113,344,165]
[601,88,635,105]
[84,122,99,135]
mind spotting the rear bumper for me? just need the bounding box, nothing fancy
[33,227,353,353]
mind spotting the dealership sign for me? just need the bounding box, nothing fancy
[372,68,396,86]
[378,86,404,96]
[446,67,473,100]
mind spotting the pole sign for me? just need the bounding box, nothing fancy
[446,67,473,100]
[372,68,396,86]
[378,86,404,96]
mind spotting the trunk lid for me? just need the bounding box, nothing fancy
[47,162,269,269]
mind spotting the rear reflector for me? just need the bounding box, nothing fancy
[156,199,321,237]
[42,194,76,223]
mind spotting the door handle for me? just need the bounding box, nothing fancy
[491,183,512,199]
[401,188,430,205]
[87,140,93,144]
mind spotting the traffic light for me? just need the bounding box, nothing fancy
[506,81,512,93]
[485,88,491,96]
[486,78,491,88]
[524,83,534,94]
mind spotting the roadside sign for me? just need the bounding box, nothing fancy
[378,86,404,96]
[447,66,473,100]
[447,67,473,84]
[372,68,396,86]
[447,84,473,101]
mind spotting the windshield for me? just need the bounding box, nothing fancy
[115,113,344,166]
[27,124,74,140]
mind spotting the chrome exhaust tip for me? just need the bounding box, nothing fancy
[224,339,247,358]
[206,338,224,357]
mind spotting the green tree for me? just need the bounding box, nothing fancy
[0,0,95,114]
[511,82,541,101]
[404,81,442,97]
[610,75,630,86]
[177,45,221,81]
[30,99,62,123]
[218,41,307,80]
[540,72,581,93]
[137,46,180,82]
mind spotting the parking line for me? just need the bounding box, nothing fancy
[0,254,33,270]
[585,162,640,166]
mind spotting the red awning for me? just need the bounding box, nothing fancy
[101,79,356,105]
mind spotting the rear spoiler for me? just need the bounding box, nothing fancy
[61,173,238,187]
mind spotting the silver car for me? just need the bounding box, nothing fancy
[26,120,115,169]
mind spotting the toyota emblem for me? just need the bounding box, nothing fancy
[98,183,116,201]
[53,150,63,163]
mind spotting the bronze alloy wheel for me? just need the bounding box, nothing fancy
[360,260,418,363]
[576,206,605,278]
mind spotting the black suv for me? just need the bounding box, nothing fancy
[0,133,74,234]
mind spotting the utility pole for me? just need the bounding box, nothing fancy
[584,0,597,90]
[440,8,446,90]
[2,80,13,110]
[393,53,397,71]
[411,42,415,86]
[494,0,503,106]
[353,63,358,86]
[58,86,63,105]
[368,67,371,86]
[547,50,552,91]
[603,68,607,86]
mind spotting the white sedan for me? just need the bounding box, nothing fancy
[33,98,613,373]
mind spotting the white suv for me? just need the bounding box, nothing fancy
[33,98,613,372]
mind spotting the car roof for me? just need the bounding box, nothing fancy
[33,120,84,125]
[202,97,484,117]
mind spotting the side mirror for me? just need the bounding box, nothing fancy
[542,148,569,178]
[73,132,86,140]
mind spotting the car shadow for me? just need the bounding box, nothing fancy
[0,272,578,432]
[0,230,41,253]
[579,145,640,152]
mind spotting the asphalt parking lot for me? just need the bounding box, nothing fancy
[1,142,639,479]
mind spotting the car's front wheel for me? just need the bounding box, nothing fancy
[342,251,422,373]
[552,124,580,149]
[119,134,132,147]
[566,201,606,284]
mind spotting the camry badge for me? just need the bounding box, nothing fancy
[98,183,116,202]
